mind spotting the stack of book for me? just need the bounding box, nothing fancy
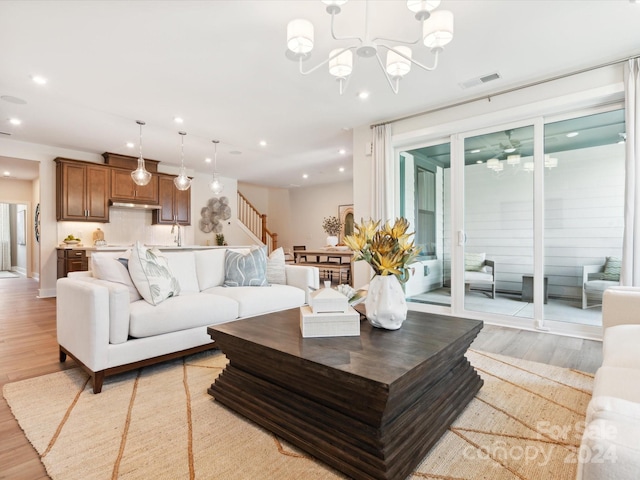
[300,285,360,338]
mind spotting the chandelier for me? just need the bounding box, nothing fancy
[286,0,454,94]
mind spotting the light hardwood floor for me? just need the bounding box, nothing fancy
[0,276,603,480]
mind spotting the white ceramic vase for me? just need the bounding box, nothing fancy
[326,235,339,247]
[365,275,408,330]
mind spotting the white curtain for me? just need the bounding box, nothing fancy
[622,58,640,286]
[0,203,11,271]
[371,124,394,223]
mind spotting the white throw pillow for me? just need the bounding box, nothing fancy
[267,247,287,285]
[91,251,142,302]
[464,252,486,272]
[128,242,180,305]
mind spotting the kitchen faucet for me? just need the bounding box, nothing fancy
[171,222,182,247]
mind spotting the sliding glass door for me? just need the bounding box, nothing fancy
[462,124,535,319]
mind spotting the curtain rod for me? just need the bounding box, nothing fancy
[371,54,639,129]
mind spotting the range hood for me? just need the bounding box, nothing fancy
[109,201,161,210]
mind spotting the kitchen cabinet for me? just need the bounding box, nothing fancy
[110,168,159,204]
[55,158,110,222]
[57,249,88,278]
[153,174,191,225]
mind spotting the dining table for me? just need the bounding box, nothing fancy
[293,248,354,286]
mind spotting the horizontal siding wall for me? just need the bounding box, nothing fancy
[441,142,624,298]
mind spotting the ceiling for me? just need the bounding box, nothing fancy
[0,1,639,186]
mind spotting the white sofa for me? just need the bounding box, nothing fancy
[57,248,319,393]
[577,286,640,479]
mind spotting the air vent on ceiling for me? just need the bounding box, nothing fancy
[459,72,501,89]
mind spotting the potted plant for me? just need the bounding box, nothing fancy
[343,218,420,330]
[215,233,226,246]
[322,216,342,247]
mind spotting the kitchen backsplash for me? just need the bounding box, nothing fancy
[57,208,192,246]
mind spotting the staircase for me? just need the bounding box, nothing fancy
[237,191,278,253]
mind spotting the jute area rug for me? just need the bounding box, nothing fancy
[3,349,593,480]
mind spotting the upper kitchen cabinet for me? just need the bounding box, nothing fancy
[103,152,159,204]
[152,174,191,225]
[55,158,110,222]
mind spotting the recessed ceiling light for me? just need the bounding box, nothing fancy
[31,75,47,85]
[174,117,184,124]
[3,171,10,177]
[9,118,21,126]
[205,157,212,163]
[566,131,579,138]
[302,173,308,179]
[470,149,481,154]
[339,149,346,155]
[358,91,370,100]
[476,160,482,164]
[126,142,135,148]
[259,140,267,147]
[339,167,345,172]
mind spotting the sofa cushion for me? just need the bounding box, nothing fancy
[592,366,640,404]
[267,247,287,285]
[206,284,305,318]
[129,293,239,338]
[128,243,181,305]
[464,271,493,284]
[223,247,268,287]
[91,251,142,303]
[602,324,640,368]
[464,252,485,272]
[163,251,200,293]
[194,248,227,290]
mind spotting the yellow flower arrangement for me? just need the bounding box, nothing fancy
[343,217,421,283]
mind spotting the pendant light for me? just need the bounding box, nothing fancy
[174,131,191,191]
[131,120,152,186]
[209,140,223,194]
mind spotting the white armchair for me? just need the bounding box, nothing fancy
[582,263,620,309]
[464,259,496,299]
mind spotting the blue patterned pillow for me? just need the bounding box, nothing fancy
[223,247,268,287]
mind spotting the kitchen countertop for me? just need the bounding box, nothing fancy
[56,245,234,251]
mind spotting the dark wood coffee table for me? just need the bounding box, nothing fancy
[207,308,483,480]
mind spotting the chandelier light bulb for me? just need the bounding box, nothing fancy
[486,158,500,170]
[406,0,441,20]
[386,46,412,77]
[174,131,191,191]
[329,49,353,78]
[423,10,454,49]
[131,120,152,186]
[287,19,314,54]
[507,154,521,166]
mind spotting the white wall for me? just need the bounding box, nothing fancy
[288,181,353,251]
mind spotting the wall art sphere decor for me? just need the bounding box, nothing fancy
[199,196,231,234]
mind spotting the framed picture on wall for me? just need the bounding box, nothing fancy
[17,210,26,245]
[338,204,354,245]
